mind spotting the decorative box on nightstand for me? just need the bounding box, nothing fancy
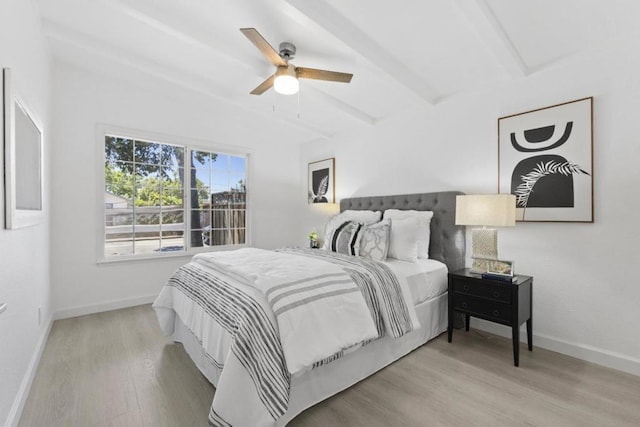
[447,268,533,366]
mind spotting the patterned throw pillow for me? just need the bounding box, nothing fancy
[322,210,382,250]
[356,219,391,261]
[328,221,362,256]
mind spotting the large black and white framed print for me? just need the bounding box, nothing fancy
[498,97,593,222]
[308,158,335,204]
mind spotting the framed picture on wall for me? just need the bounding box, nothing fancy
[3,68,44,229]
[498,97,594,222]
[308,158,335,204]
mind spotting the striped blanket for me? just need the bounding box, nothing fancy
[193,248,380,375]
[279,248,418,339]
[153,248,418,427]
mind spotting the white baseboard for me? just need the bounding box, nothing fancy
[4,316,53,427]
[472,319,640,377]
[53,294,157,320]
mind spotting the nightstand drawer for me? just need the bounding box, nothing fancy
[452,279,512,303]
[453,296,512,323]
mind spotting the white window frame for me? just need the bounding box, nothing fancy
[96,124,251,263]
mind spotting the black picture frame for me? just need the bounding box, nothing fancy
[498,97,594,222]
[308,158,335,204]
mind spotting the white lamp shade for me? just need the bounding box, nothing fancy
[455,194,516,227]
[274,65,299,95]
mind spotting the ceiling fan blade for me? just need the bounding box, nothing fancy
[296,67,353,83]
[250,74,275,95]
[240,28,287,67]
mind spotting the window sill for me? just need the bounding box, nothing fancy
[97,244,248,265]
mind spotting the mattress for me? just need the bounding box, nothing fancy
[384,258,448,306]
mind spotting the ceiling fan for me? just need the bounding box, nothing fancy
[240,27,353,96]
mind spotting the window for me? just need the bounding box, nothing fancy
[189,150,247,249]
[103,134,247,259]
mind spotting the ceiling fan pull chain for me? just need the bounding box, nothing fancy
[297,87,301,119]
[272,86,276,112]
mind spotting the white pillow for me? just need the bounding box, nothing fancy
[387,216,420,263]
[383,209,434,258]
[322,210,382,249]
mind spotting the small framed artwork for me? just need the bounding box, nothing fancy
[3,68,44,229]
[498,97,593,222]
[487,259,514,276]
[308,158,335,204]
[472,257,514,276]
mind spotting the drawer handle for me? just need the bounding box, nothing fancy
[463,285,470,291]
[493,291,500,298]
[461,302,468,309]
[492,309,500,317]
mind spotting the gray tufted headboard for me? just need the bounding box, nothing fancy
[340,191,466,272]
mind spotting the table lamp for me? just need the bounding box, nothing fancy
[455,194,516,273]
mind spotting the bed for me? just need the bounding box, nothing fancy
[153,191,466,426]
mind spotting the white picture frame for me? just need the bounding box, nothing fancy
[486,259,514,276]
[471,257,514,276]
[3,68,44,229]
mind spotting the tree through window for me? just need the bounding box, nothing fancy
[103,135,247,258]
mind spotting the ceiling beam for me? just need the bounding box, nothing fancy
[104,0,230,60]
[42,20,334,139]
[303,85,376,125]
[41,20,230,97]
[453,0,528,78]
[285,0,440,105]
[102,0,375,125]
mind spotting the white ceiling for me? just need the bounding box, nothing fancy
[36,0,640,143]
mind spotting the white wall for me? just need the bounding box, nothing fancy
[50,62,301,317]
[298,37,640,374]
[0,1,52,425]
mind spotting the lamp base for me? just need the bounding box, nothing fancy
[471,228,497,258]
[470,257,495,274]
[470,228,498,273]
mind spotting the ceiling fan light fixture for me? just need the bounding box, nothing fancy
[240,28,353,96]
[274,65,299,95]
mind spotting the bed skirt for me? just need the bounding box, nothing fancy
[173,291,448,425]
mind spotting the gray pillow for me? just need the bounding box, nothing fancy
[356,219,391,261]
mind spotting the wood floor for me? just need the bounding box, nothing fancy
[19,305,640,427]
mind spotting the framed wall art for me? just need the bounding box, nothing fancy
[3,67,44,229]
[308,158,335,204]
[498,97,593,222]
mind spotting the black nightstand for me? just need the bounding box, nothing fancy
[447,268,533,366]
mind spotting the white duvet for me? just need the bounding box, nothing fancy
[153,247,418,426]
[193,248,379,374]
